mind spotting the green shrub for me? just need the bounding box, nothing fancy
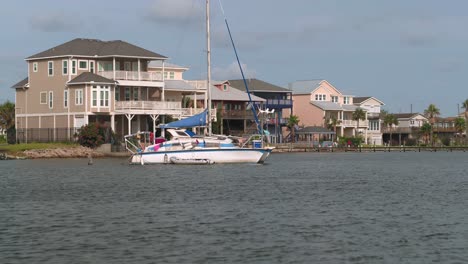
[338,136,363,147]
[77,123,104,149]
[0,135,5,144]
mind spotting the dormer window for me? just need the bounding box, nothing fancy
[331,96,338,103]
[223,84,228,91]
[315,94,326,101]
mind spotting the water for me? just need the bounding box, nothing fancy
[1,152,467,263]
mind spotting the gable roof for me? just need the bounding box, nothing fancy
[289,80,324,95]
[27,38,167,60]
[353,96,385,105]
[67,72,115,85]
[164,80,199,92]
[11,77,29,89]
[190,80,265,102]
[228,79,290,93]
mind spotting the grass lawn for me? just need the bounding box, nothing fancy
[0,142,79,155]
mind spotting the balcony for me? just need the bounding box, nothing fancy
[340,120,369,127]
[254,99,293,109]
[98,71,162,82]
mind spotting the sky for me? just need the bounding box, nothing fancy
[1,0,467,116]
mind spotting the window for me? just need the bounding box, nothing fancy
[92,86,98,107]
[369,120,380,131]
[75,89,83,105]
[223,84,228,91]
[343,97,350,104]
[40,92,47,104]
[62,60,68,75]
[89,61,95,73]
[133,87,139,101]
[331,96,338,103]
[115,88,120,101]
[92,85,110,107]
[315,94,326,101]
[79,60,88,70]
[410,120,415,125]
[163,71,168,79]
[64,90,68,108]
[48,91,53,109]
[48,61,54,76]
[169,72,174,79]
[125,87,131,101]
[124,62,131,71]
[71,60,77,75]
[33,62,38,72]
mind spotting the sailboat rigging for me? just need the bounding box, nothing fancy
[123,0,274,164]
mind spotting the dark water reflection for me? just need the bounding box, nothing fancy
[1,152,468,263]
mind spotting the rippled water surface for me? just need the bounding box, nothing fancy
[1,152,468,263]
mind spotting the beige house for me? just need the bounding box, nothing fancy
[353,97,385,145]
[12,38,205,142]
[287,80,374,142]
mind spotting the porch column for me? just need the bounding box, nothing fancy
[125,114,135,135]
[111,114,115,132]
[137,59,141,81]
[161,61,165,101]
[161,116,166,138]
[113,57,116,80]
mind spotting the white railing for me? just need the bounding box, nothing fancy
[115,101,181,111]
[341,120,369,127]
[98,71,163,82]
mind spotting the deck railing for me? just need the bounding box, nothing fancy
[115,101,180,111]
[98,71,163,82]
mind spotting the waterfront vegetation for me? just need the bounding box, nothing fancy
[0,142,78,156]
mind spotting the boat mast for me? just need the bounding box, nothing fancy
[206,0,212,136]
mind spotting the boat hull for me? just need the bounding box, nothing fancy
[130,148,273,165]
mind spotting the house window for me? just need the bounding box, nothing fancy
[410,120,415,125]
[124,62,131,71]
[33,62,38,72]
[223,84,228,91]
[71,60,77,75]
[100,86,110,107]
[115,88,120,101]
[48,61,54,76]
[64,90,68,108]
[331,96,338,103]
[48,91,53,109]
[75,89,83,105]
[315,94,326,101]
[125,87,131,101]
[163,72,168,79]
[62,60,68,75]
[89,61,95,73]
[343,97,350,104]
[40,92,47,104]
[169,72,174,79]
[369,120,380,131]
[79,60,88,70]
[92,86,98,107]
[133,88,139,101]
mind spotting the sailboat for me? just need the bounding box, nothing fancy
[124,0,274,164]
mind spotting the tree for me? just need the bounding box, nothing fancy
[324,115,341,142]
[462,99,468,138]
[454,117,466,145]
[419,122,432,145]
[383,114,399,146]
[77,123,104,149]
[424,104,440,146]
[287,115,300,143]
[0,101,16,144]
[352,108,366,137]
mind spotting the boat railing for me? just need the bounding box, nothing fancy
[241,134,266,149]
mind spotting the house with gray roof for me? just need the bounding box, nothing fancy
[353,96,385,145]
[287,79,384,144]
[228,78,292,142]
[12,38,205,143]
[188,80,266,136]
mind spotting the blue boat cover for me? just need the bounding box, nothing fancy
[160,109,207,128]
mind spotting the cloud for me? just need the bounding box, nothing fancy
[29,12,81,32]
[212,61,256,80]
[145,0,204,27]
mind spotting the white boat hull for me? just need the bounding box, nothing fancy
[130,147,273,165]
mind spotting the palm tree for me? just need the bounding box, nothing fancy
[383,114,399,146]
[424,104,440,146]
[462,99,468,138]
[419,122,432,145]
[0,101,15,144]
[454,117,466,145]
[352,108,366,137]
[325,115,341,141]
[287,115,300,143]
